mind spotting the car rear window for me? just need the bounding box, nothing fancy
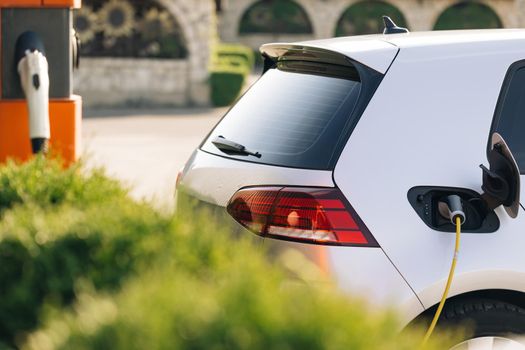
[201,60,381,170]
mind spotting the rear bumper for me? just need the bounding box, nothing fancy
[177,149,424,326]
[263,237,424,327]
[177,188,423,323]
[178,192,424,326]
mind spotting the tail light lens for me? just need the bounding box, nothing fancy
[227,187,378,247]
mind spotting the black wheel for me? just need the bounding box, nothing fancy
[438,298,525,349]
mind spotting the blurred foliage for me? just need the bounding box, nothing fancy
[210,44,254,107]
[434,2,502,30]
[74,0,188,59]
[335,1,407,36]
[240,0,313,34]
[22,266,455,350]
[0,157,167,347]
[0,157,459,349]
[210,68,247,107]
[0,157,125,214]
[21,209,456,350]
[0,204,169,347]
[214,43,256,69]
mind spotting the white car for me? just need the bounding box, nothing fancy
[178,25,525,348]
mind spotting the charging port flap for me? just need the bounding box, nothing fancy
[481,132,520,218]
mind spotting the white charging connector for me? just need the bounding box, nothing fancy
[445,194,466,225]
[17,49,50,153]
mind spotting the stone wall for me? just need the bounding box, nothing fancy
[75,58,189,107]
[233,33,313,50]
[76,0,216,108]
[219,0,520,51]
[156,0,217,106]
[77,0,525,107]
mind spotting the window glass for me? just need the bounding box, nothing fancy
[493,66,525,171]
[201,61,369,170]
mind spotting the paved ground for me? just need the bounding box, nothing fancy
[82,74,259,204]
[82,107,226,205]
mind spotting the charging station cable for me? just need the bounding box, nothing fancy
[421,195,464,346]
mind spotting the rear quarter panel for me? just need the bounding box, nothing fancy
[178,150,334,207]
[179,150,422,324]
[334,38,525,320]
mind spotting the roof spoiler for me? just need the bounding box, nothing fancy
[260,44,354,73]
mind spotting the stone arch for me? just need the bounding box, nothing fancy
[238,0,313,35]
[154,0,192,54]
[75,0,189,58]
[215,0,223,13]
[154,0,216,105]
[75,0,215,107]
[334,0,408,36]
[433,1,503,30]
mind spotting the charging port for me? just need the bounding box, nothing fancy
[408,186,499,233]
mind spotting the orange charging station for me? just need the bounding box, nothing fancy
[0,0,82,165]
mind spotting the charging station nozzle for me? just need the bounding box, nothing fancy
[442,194,466,225]
[438,195,466,225]
[15,31,50,154]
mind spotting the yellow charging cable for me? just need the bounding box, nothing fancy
[421,215,462,347]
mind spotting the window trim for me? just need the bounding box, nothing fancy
[488,59,525,175]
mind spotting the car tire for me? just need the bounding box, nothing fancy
[439,298,525,349]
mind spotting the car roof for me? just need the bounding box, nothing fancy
[262,29,525,74]
[301,29,525,50]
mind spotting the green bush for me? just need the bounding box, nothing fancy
[210,43,254,107]
[0,203,172,344]
[214,43,256,69]
[0,157,125,215]
[21,211,456,350]
[211,56,251,71]
[210,66,248,107]
[0,158,169,346]
[0,158,458,349]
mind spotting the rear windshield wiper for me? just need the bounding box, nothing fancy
[212,136,261,158]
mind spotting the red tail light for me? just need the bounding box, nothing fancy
[227,187,378,247]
